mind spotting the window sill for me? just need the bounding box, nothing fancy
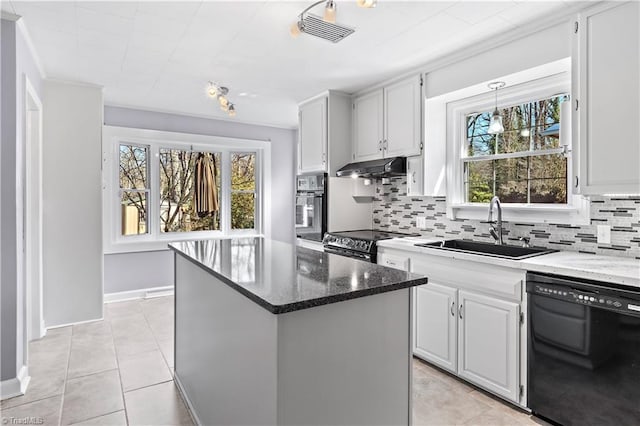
[447,201,590,225]
[104,232,264,255]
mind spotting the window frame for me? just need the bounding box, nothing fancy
[445,72,590,225]
[103,126,271,254]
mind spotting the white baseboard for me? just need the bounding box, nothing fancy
[46,317,104,330]
[174,372,201,426]
[1,365,30,401]
[104,285,174,304]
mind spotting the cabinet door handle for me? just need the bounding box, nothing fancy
[459,304,463,319]
[378,140,382,151]
[450,301,455,317]
[383,139,388,150]
[412,171,417,184]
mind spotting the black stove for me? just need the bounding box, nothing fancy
[322,229,418,263]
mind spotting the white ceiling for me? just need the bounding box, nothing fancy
[2,1,587,128]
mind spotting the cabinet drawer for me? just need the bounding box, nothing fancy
[378,252,410,271]
[411,255,524,302]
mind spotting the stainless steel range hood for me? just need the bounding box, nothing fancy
[335,157,406,178]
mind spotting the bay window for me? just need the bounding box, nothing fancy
[103,127,270,253]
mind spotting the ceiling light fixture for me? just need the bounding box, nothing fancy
[488,81,506,135]
[289,0,377,43]
[357,0,377,8]
[205,82,236,118]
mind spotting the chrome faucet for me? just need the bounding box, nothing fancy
[487,196,504,245]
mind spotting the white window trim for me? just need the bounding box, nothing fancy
[103,126,271,254]
[445,71,590,225]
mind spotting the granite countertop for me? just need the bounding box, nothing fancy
[377,238,640,289]
[169,238,427,314]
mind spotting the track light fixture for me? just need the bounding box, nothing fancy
[206,82,236,118]
[289,0,375,43]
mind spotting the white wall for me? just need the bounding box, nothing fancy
[43,81,103,327]
[425,22,571,98]
[1,16,44,389]
[102,106,296,295]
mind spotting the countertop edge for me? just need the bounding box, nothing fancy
[377,239,640,289]
[170,245,427,314]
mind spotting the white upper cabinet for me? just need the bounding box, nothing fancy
[384,77,422,158]
[353,91,384,161]
[353,75,423,162]
[298,92,352,175]
[299,96,327,173]
[572,2,640,195]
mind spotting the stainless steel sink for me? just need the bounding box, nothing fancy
[415,239,557,260]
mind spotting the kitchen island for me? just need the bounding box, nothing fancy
[169,237,427,426]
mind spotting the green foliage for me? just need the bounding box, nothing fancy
[465,94,568,204]
[231,153,256,230]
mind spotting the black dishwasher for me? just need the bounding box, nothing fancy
[527,272,640,426]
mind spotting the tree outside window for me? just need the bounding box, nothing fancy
[119,144,149,236]
[159,149,221,233]
[464,94,568,204]
[231,153,256,230]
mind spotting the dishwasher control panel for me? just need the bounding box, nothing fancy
[531,283,640,316]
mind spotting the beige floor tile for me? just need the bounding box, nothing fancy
[30,330,72,355]
[0,370,67,409]
[124,381,193,426]
[67,337,117,379]
[106,300,143,319]
[72,320,111,340]
[0,394,62,426]
[412,375,492,425]
[140,296,174,316]
[118,350,173,392]
[113,330,159,358]
[109,313,149,336]
[157,338,174,368]
[147,317,174,341]
[70,410,127,425]
[61,369,124,425]
[462,408,529,426]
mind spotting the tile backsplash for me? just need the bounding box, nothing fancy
[373,177,640,259]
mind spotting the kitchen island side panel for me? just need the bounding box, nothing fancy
[174,254,278,426]
[277,288,412,426]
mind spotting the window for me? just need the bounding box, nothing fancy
[231,153,256,230]
[444,66,590,225]
[119,144,149,236]
[464,94,569,204]
[104,127,270,253]
[159,149,222,233]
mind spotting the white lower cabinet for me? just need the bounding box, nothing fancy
[457,290,520,402]
[414,283,457,373]
[407,252,524,405]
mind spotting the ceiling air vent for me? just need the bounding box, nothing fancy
[302,14,355,43]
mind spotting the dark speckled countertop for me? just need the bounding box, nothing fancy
[169,237,427,314]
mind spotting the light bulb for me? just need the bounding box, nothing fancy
[357,0,377,8]
[218,95,228,107]
[220,103,229,112]
[488,110,504,135]
[206,83,217,98]
[324,0,337,23]
[228,104,236,117]
[290,21,302,38]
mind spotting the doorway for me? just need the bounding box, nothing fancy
[24,77,44,343]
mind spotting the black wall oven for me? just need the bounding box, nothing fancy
[295,173,327,243]
[527,272,640,426]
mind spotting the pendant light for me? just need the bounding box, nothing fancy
[323,0,337,23]
[488,81,506,135]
